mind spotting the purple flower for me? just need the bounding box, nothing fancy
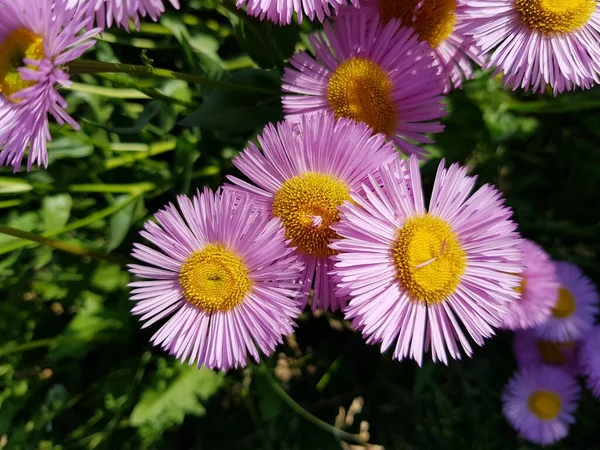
[237,0,355,25]
[535,261,599,342]
[228,112,397,312]
[503,366,580,445]
[514,329,579,376]
[0,0,99,171]
[330,156,522,365]
[282,13,446,158]
[128,188,305,371]
[462,0,600,94]
[502,239,558,331]
[580,325,600,398]
[70,0,180,30]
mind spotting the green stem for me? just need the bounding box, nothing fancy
[260,366,367,445]
[67,60,279,95]
[0,338,59,358]
[0,226,129,266]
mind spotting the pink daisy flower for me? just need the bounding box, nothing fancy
[338,0,485,93]
[535,261,599,342]
[0,0,100,172]
[282,14,446,159]
[502,366,580,445]
[502,239,559,331]
[69,0,180,30]
[580,325,600,398]
[227,112,396,312]
[514,329,579,376]
[330,156,522,365]
[462,0,600,94]
[237,0,356,25]
[128,188,305,371]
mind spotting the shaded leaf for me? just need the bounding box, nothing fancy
[42,194,72,232]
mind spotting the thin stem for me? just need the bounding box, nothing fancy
[0,338,59,358]
[67,60,280,95]
[259,365,367,445]
[0,226,129,266]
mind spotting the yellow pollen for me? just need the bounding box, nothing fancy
[378,0,457,48]
[515,0,595,33]
[0,28,44,102]
[392,215,466,304]
[551,286,576,318]
[514,276,527,295]
[327,57,396,137]
[179,244,251,313]
[528,390,562,420]
[272,172,351,258]
[537,340,574,365]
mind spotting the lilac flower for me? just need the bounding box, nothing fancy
[70,0,180,30]
[580,325,600,398]
[238,0,356,25]
[514,329,579,376]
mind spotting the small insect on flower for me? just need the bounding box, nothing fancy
[331,156,522,365]
[128,188,306,371]
[535,261,599,342]
[227,112,397,312]
[462,0,600,94]
[514,329,579,376]
[502,366,580,445]
[70,0,180,30]
[0,0,100,171]
[502,239,559,331]
[282,14,446,158]
[580,325,600,398]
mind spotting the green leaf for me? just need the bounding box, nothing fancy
[107,195,145,252]
[47,137,94,162]
[130,364,224,432]
[41,194,72,232]
[84,101,164,135]
[0,177,33,195]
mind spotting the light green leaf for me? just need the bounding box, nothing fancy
[0,177,33,195]
[42,194,72,232]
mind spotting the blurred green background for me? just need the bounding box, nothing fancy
[1,1,600,449]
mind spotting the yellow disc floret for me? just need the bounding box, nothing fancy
[515,0,595,33]
[393,215,466,304]
[179,244,251,313]
[378,0,457,48]
[551,286,576,318]
[273,172,351,258]
[327,57,396,137]
[537,340,574,365]
[528,389,562,420]
[0,28,44,102]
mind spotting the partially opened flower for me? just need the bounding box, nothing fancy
[71,0,180,30]
[535,261,599,342]
[282,14,446,158]
[339,0,484,92]
[462,0,600,94]
[228,112,396,312]
[514,329,578,375]
[502,366,580,445]
[128,188,305,371]
[0,0,99,171]
[580,326,600,397]
[502,240,558,331]
[238,0,355,25]
[331,156,522,365]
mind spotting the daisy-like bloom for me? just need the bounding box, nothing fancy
[238,0,356,25]
[580,325,600,397]
[514,329,579,375]
[502,239,558,331]
[0,0,99,171]
[339,0,485,93]
[462,0,600,94]
[502,366,580,445]
[128,188,305,371]
[228,112,396,312]
[331,156,522,365]
[70,0,180,30]
[282,14,446,158]
[535,261,599,342]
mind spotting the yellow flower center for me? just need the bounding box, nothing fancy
[378,0,457,48]
[179,244,251,313]
[514,276,527,295]
[327,57,396,137]
[551,286,576,318]
[0,28,44,102]
[392,215,467,304]
[272,172,351,258]
[528,390,562,420]
[537,340,574,365]
[515,0,595,33]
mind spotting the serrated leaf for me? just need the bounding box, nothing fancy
[42,194,72,232]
